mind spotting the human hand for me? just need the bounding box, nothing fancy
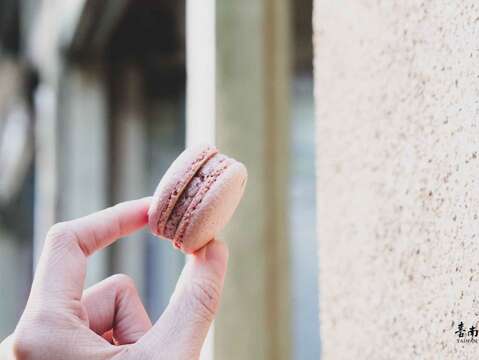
[0,198,228,360]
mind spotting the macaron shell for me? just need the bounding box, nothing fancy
[176,161,248,253]
[148,144,218,237]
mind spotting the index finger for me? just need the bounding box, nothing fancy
[31,197,151,304]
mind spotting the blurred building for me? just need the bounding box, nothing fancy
[0,1,318,359]
[0,0,187,341]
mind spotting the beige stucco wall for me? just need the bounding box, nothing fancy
[315,1,479,358]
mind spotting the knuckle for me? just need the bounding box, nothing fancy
[111,273,136,294]
[45,222,76,250]
[47,222,69,238]
[111,273,134,288]
[187,278,221,321]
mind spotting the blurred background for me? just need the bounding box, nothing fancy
[0,0,317,359]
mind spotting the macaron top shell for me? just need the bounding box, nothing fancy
[148,144,247,253]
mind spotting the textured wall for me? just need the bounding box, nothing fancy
[315,1,479,358]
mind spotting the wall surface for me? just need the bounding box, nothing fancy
[315,1,479,358]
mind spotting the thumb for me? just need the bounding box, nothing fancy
[135,240,228,359]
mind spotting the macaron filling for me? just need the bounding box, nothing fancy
[156,146,218,235]
[163,153,232,245]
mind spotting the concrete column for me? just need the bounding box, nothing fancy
[215,1,292,359]
[315,1,479,358]
[56,64,110,286]
[33,84,57,264]
[186,0,215,145]
[110,66,147,297]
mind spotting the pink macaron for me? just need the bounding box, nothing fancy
[148,144,247,253]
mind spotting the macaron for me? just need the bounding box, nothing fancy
[148,144,247,253]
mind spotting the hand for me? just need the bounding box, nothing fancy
[0,198,228,360]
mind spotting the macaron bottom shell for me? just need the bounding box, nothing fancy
[174,161,247,253]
